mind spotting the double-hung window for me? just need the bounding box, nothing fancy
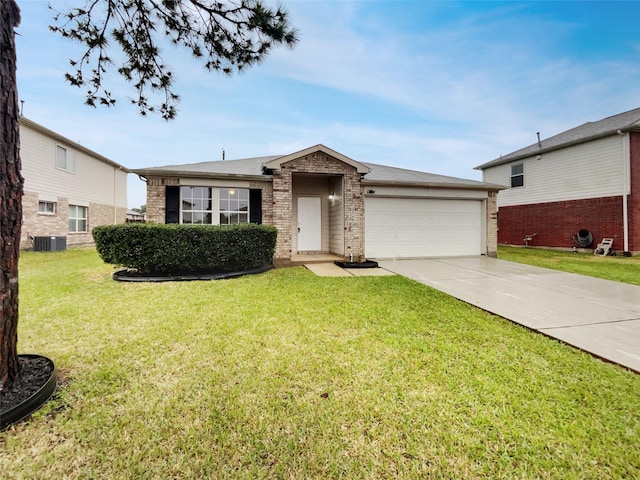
[219,188,249,224]
[181,187,213,224]
[510,163,524,188]
[69,205,87,232]
[179,186,249,224]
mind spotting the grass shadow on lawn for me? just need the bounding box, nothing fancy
[2,248,639,479]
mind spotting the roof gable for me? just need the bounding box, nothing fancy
[20,116,128,171]
[263,144,371,174]
[476,107,640,170]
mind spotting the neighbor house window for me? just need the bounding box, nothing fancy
[38,201,56,214]
[68,205,87,232]
[56,145,75,173]
[510,163,524,188]
[181,186,213,224]
[219,188,249,224]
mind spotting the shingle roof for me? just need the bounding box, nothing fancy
[133,150,504,190]
[133,155,280,179]
[362,162,499,189]
[475,107,640,170]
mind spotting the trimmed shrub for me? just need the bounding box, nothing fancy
[92,223,277,275]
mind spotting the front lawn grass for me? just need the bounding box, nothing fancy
[2,248,639,479]
[498,245,640,285]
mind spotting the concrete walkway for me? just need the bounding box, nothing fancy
[379,257,640,373]
[304,263,396,277]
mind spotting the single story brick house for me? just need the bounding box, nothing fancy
[133,145,503,266]
[476,107,640,255]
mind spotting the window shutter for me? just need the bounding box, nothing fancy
[249,189,262,224]
[165,186,180,224]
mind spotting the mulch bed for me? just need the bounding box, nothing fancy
[1,356,54,417]
[113,264,274,282]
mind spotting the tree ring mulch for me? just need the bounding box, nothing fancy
[0,354,57,431]
[113,264,274,282]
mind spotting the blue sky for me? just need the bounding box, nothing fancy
[15,1,640,208]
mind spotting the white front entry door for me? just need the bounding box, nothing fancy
[298,196,322,251]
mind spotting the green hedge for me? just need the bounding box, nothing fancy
[92,223,277,275]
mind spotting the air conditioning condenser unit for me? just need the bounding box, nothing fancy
[33,236,67,252]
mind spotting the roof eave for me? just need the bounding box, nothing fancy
[20,116,130,172]
[361,179,506,191]
[133,169,271,182]
[476,126,640,170]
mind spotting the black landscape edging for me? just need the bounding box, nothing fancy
[334,260,379,269]
[113,264,274,282]
[0,354,57,431]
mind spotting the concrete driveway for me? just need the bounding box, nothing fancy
[379,257,640,373]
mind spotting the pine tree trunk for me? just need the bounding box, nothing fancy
[0,0,22,389]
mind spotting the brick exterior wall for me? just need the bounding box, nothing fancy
[497,132,640,254]
[271,152,364,264]
[250,180,273,225]
[144,154,364,266]
[145,177,273,226]
[497,196,626,251]
[21,190,126,249]
[146,177,179,223]
[142,158,498,263]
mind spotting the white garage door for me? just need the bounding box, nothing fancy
[365,197,483,258]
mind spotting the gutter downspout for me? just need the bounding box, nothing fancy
[620,130,630,254]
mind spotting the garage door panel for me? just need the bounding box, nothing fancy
[365,198,482,258]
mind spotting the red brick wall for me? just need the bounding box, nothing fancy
[497,196,625,250]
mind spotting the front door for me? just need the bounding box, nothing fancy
[298,196,322,251]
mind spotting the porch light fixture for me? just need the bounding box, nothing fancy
[329,193,334,200]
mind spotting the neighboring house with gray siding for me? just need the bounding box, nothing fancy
[19,117,129,249]
[476,107,640,255]
[133,144,504,266]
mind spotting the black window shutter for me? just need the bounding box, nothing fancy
[249,189,262,224]
[165,186,180,224]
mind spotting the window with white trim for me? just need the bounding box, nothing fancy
[179,186,250,225]
[56,145,75,173]
[38,201,56,215]
[510,163,524,188]
[219,188,249,224]
[181,186,213,224]
[69,205,87,232]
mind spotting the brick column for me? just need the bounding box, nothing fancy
[343,172,365,261]
[146,177,179,223]
[272,170,292,262]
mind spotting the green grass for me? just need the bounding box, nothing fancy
[2,248,639,479]
[498,246,640,286]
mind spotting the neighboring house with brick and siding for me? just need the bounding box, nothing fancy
[19,117,129,249]
[133,144,503,266]
[476,107,640,255]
